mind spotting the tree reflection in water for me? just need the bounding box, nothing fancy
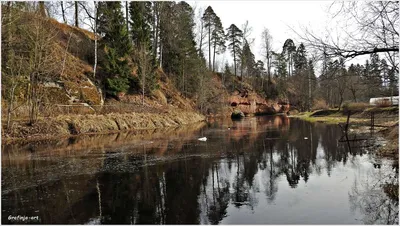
[1,116,398,224]
[349,165,399,224]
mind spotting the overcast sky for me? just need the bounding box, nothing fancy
[193,1,332,50]
[70,0,366,75]
[189,0,367,73]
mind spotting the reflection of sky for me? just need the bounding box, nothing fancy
[3,117,397,224]
[217,155,382,224]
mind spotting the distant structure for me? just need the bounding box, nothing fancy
[369,96,399,106]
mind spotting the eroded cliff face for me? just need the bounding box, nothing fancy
[227,90,289,116]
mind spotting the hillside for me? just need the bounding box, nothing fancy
[1,11,201,115]
[1,9,288,141]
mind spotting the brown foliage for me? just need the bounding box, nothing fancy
[312,99,329,111]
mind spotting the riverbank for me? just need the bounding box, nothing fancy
[291,107,399,159]
[2,109,205,143]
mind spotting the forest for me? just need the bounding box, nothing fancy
[1,1,399,129]
[1,2,399,225]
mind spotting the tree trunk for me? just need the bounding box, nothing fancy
[261,73,264,90]
[61,1,67,23]
[141,45,146,106]
[38,1,46,17]
[182,58,185,98]
[61,32,73,78]
[213,40,216,72]
[208,21,211,70]
[199,21,204,56]
[233,43,236,77]
[351,90,357,102]
[6,83,17,132]
[29,73,39,125]
[159,42,163,68]
[152,3,159,61]
[93,1,97,78]
[267,54,271,82]
[125,1,129,34]
[74,2,78,27]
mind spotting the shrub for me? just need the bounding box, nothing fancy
[312,99,328,111]
[341,102,370,113]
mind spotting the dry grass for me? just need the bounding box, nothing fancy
[342,102,371,113]
[48,18,96,40]
[312,99,329,111]
[2,109,205,141]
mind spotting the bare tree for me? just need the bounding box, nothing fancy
[240,20,254,77]
[261,27,273,81]
[74,1,78,27]
[137,42,152,106]
[93,1,97,78]
[296,1,398,71]
[195,6,207,57]
[21,14,59,124]
[38,1,47,17]
[60,1,67,23]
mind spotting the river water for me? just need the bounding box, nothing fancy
[1,116,398,224]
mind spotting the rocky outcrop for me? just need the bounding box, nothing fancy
[231,109,245,119]
[228,90,289,116]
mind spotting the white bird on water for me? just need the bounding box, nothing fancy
[198,137,207,141]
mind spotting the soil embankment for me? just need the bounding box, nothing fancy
[3,110,205,142]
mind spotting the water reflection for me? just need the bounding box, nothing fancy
[1,116,398,224]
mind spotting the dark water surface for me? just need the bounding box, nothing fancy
[1,116,398,224]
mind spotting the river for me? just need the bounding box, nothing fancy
[1,116,398,224]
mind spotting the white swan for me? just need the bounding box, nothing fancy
[198,137,207,141]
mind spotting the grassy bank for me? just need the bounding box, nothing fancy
[290,111,370,124]
[377,124,399,159]
[292,106,398,125]
[292,106,399,159]
[2,109,205,142]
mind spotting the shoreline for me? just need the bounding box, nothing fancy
[290,110,399,159]
[2,110,206,143]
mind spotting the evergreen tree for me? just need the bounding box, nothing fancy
[202,6,216,70]
[160,1,204,97]
[129,1,158,95]
[282,39,296,77]
[241,41,255,77]
[226,24,243,77]
[129,1,152,48]
[272,51,287,78]
[211,15,225,72]
[294,43,307,74]
[97,1,133,96]
[364,53,382,98]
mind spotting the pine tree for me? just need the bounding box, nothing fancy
[226,24,243,77]
[211,15,225,72]
[129,1,158,96]
[365,53,382,98]
[241,41,255,77]
[129,1,152,48]
[202,6,216,70]
[160,1,204,97]
[282,39,296,77]
[272,51,287,78]
[97,1,133,96]
[294,43,307,74]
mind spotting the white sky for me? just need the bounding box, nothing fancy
[58,0,367,75]
[189,0,368,74]
[190,1,334,71]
